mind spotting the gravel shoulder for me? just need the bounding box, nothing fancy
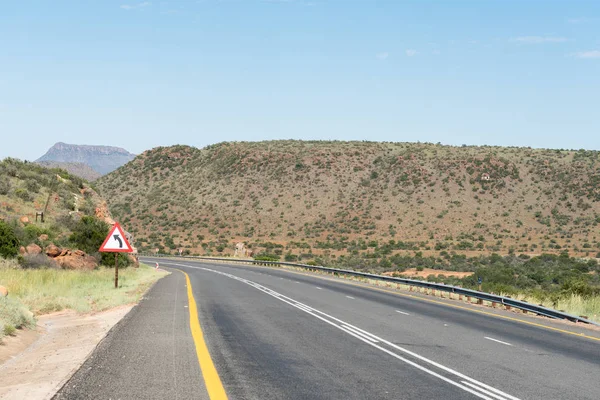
[0,306,133,400]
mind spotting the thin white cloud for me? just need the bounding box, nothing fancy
[511,36,568,44]
[121,2,151,10]
[574,50,600,59]
[405,49,417,57]
[376,52,389,60]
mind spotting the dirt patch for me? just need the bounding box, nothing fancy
[0,327,41,365]
[384,268,474,279]
[0,305,133,400]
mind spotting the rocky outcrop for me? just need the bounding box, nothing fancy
[26,243,42,255]
[45,244,62,257]
[95,201,115,226]
[54,250,98,270]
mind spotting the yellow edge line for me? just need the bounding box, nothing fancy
[240,262,600,343]
[180,270,228,400]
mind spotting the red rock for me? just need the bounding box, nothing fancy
[20,216,29,225]
[55,250,98,270]
[45,244,62,258]
[38,234,49,241]
[0,286,7,297]
[26,243,42,255]
[19,246,26,255]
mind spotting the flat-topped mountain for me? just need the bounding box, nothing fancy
[36,142,135,175]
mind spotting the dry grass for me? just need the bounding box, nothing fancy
[0,259,168,342]
[512,293,600,323]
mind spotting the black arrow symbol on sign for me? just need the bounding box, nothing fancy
[113,235,123,248]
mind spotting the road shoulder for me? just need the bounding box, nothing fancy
[0,306,133,400]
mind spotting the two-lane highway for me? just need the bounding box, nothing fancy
[56,258,600,399]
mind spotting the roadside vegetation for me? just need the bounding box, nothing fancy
[313,251,600,321]
[0,157,167,343]
[0,257,167,343]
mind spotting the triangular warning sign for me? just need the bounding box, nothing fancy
[99,222,133,253]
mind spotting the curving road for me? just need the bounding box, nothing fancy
[55,258,600,400]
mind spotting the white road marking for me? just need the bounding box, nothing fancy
[316,287,322,290]
[346,296,355,299]
[395,310,410,315]
[461,381,512,400]
[340,325,379,343]
[484,337,512,346]
[167,262,521,400]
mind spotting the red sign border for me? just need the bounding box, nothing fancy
[99,222,133,253]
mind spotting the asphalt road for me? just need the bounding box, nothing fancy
[55,258,600,400]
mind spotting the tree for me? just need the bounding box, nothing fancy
[0,220,20,258]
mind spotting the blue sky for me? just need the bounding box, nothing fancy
[1,0,599,161]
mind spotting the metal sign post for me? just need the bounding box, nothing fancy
[115,253,119,288]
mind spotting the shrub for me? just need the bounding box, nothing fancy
[25,179,40,193]
[0,220,20,259]
[0,176,10,195]
[14,188,32,201]
[284,253,298,262]
[100,252,132,268]
[69,216,109,254]
[19,254,59,269]
[254,253,280,261]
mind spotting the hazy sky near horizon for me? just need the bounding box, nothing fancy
[1,0,599,161]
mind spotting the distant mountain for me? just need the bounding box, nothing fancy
[36,161,102,181]
[36,142,136,175]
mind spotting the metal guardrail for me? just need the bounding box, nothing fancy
[141,254,600,326]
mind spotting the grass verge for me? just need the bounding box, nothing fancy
[513,293,600,323]
[0,259,168,343]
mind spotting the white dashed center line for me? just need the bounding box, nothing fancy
[316,287,322,290]
[346,296,355,299]
[484,337,512,346]
[395,310,410,315]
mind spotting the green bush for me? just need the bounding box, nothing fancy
[14,188,32,201]
[0,176,10,195]
[284,253,298,262]
[254,253,280,261]
[0,220,20,259]
[25,179,40,193]
[69,216,109,254]
[100,252,132,268]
